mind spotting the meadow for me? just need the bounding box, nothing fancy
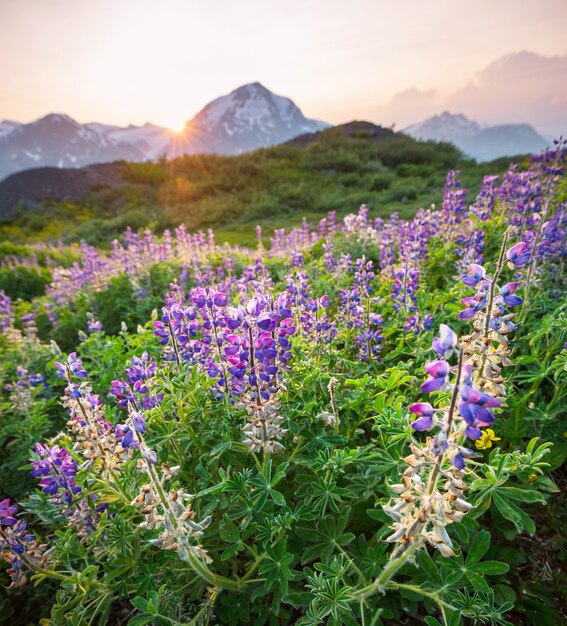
[0,145,566,625]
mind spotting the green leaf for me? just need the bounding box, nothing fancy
[220,516,240,543]
[499,487,546,503]
[130,597,148,612]
[465,571,490,593]
[127,616,154,626]
[493,492,536,535]
[283,592,313,608]
[417,550,443,585]
[424,618,443,626]
[466,529,490,565]
[271,489,286,507]
[468,560,509,575]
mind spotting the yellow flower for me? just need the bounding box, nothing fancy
[475,429,501,450]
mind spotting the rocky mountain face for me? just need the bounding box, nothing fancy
[170,82,329,156]
[0,83,329,180]
[404,111,549,161]
[0,114,146,180]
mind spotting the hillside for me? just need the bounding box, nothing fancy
[0,121,516,247]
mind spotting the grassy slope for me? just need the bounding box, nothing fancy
[1,123,529,247]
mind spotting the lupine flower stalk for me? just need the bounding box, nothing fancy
[54,354,123,476]
[459,232,528,400]
[383,323,503,561]
[0,499,50,588]
[4,367,45,414]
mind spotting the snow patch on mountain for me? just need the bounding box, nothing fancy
[0,121,22,140]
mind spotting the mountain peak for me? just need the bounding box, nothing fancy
[34,113,79,126]
[235,81,268,92]
[404,111,547,161]
[405,112,480,139]
[172,82,329,156]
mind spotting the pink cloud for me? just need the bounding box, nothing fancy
[377,51,567,138]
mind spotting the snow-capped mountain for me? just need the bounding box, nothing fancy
[0,83,330,179]
[0,114,147,180]
[404,112,548,161]
[85,122,174,159]
[0,121,21,139]
[170,82,329,156]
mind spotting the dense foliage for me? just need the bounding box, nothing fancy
[0,124,521,248]
[0,147,566,626]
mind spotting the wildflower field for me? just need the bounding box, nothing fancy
[0,147,566,625]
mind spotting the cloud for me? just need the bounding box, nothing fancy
[377,88,441,131]
[378,51,567,138]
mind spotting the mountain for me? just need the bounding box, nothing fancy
[0,114,147,180]
[0,83,330,180]
[169,82,330,156]
[0,120,21,139]
[85,122,173,159]
[404,112,549,161]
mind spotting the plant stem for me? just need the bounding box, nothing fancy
[355,540,419,600]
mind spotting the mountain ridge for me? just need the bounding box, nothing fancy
[403,111,549,160]
[0,83,330,180]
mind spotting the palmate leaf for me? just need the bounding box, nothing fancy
[299,508,355,565]
[258,541,295,596]
[438,531,509,596]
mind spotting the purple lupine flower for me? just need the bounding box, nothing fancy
[0,290,14,331]
[68,353,88,378]
[458,386,501,438]
[54,353,88,379]
[471,175,499,221]
[422,313,435,331]
[0,498,18,526]
[459,293,488,321]
[500,282,523,307]
[409,402,435,431]
[0,503,46,586]
[31,444,81,505]
[421,360,450,393]
[462,264,487,287]
[132,412,147,434]
[506,242,531,268]
[442,170,468,229]
[391,265,420,314]
[111,352,162,411]
[115,424,137,449]
[432,324,458,359]
[86,312,102,332]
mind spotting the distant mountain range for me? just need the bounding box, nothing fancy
[0,86,552,181]
[403,112,549,161]
[0,83,329,180]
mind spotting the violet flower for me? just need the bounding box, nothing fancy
[506,242,531,268]
[421,360,450,393]
[432,324,458,359]
[409,402,436,431]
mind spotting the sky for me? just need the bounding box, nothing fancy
[1,0,566,136]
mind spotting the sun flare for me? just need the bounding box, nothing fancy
[168,121,186,134]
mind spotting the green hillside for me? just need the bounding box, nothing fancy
[1,122,526,247]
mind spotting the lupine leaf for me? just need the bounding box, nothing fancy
[466,530,490,565]
[469,561,510,575]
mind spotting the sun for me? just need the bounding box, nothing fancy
[169,120,186,134]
